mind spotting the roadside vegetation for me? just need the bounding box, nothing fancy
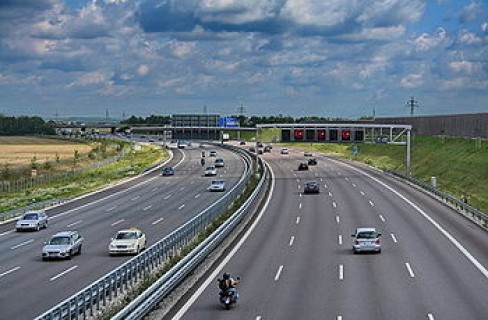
[0,138,168,213]
[285,135,487,213]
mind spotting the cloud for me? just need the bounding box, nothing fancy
[400,73,424,88]
[459,1,482,24]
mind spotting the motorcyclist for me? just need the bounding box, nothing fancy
[218,272,240,300]
[201,158,205,166]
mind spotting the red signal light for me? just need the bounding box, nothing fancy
[341,130,351,141]
[294,129,304,140]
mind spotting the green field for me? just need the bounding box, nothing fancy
[285,135,487,213]
[0,144,168,214]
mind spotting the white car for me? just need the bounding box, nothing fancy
[16,210,48,231]
[281,148,289,154]
[208,180,226,192]
[109,228,147,255]
[205,166,217,176]
[209,150,217,157]
[352,227,382,254]
[214,158,225,167]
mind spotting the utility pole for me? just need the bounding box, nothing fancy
[105,108,109,121]
[406,96,419,116]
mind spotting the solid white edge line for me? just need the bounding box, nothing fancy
[274,265,284,282]
[0,266,21,278]
[10,239,34,250]
[49,265,78,282]
[46,150,177,221]
[405,262,415,278]
[170,160,276,320]
[329,158,488,279]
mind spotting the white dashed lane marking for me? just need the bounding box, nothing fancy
[111,219,124,226]
[11,239,34,250]
[274,265,284,281]
[50,265,78,282]
[0,266,21,278]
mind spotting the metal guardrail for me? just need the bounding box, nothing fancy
[113,155,267,320]
[0,198,70,222]
[386,170,487,227]
[35,144,261,320]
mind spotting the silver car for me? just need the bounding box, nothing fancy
[214,158,225,167]
[205,166,217,176]
[42,231,83,260]
[16,210,48,231]
[352,227,382,254]
[208,180,226,192]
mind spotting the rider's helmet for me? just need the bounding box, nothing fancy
[223,272,230,280]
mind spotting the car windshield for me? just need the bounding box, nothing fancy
[206,167,215,170]
[49,236,71,245]
[116,232,138,240]
[22,213,38,220]
[357,231,377,239]
[212,181,223,185]
[306,182,317,186]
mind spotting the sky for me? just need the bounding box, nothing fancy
[0,0,487,120]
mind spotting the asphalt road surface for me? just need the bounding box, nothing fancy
[166,147,488,320]
[0,144,246,320]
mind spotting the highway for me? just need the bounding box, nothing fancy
[167,147,488,320]
[0,143,247,320]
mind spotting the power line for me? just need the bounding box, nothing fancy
[406,96,419,116]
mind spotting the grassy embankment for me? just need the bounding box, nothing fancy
[240,130,487,213]
[0,137,168,213]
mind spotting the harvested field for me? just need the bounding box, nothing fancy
[0,137,91,168]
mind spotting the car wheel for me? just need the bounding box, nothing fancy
[36,224,40,231]
[78,245,82,255]
[68,250,73,259]
[44,221,48,229]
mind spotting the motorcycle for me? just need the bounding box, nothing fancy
[219,288,238,310]
[218,277,240,310]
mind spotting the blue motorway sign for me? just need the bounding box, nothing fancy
[219,117,238,128]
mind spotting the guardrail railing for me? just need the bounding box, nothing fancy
[386,170,487,228]
[35,144,261,320]
[113,154,267,319]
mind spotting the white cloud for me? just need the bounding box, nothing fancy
[411,28,449,52]
[137,65,150,76]
[458,30,482,45]
[68,71,112,87]
[400,73,423,88]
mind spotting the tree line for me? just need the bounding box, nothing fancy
[121,114,352,127]
[0,114,55,135]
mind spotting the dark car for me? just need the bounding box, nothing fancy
[161,167,175,176]
[307,158,317,165]
[239,141,246,145]
[298,162,309,171]
[304,181,320,194]
[264,146,272,153]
